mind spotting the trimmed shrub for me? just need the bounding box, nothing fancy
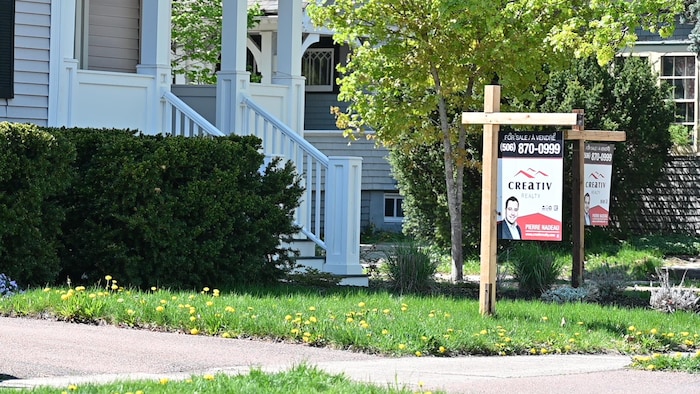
[53,129,303,289]
[0,122,75,285]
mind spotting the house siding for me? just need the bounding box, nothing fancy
[87,0,140,73]
[304,92,348,130]
[0,0,50,125]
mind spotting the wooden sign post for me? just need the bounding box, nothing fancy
[463,85,625,316]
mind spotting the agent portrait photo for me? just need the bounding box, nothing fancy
[497,196,522,240]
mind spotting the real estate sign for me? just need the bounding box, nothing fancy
[497,131,564,241]
[584,142,614,227]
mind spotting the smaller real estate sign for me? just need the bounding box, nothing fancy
[497,131,564,241]
[584,142,614,227]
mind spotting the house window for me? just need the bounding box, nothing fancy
[0,0,15,99]
[661,56,696,128]
[384,193,404,222]
[302,48,334,92]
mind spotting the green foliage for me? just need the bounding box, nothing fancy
[382,243,438,294]
[669,124,693,146]
[171,1,263,84]
[502,243,565,297]
[388,141,482,254]
[51,129,303,289]
[536,57,675,237]
[540,286,591,303]
[631,352,700,373]
[0,122,75,285]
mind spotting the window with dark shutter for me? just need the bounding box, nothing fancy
[0,0,15,99]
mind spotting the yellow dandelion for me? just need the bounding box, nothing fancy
[189,316,196,322]
[650,328,658,335]
[203,374,215,381]
[105,275,112,281]
[111,284,118,290]
[309,316,318,323]
[213,289,220,296]
[67,384,78,391]
[206,301,214,307]
[151,286,157,291]
[383,308,391,314]
[667,332,675,338]
[439,346,446,354]
[285,314,293,321]
[564,345,572,352]
[480,329,488,335]
[444,312,451,318]
[156,306,164,312]
[628,326,636,332]
[540,348,548,354]
[529,348,537,354]
[646,364,656,371]
[308,306,316,311]
[290,328,300,335]
[358,301,366,308]
[685,339,694,346]
[126,309,135,316]
[398,344,406,350]
[682,332,690,337]
[415,351,423,357]
[346,317,354,323]
[222,332,231,338]
[504,337,512,343]
[75,286,86,292]
[159,378,169,385]
[225,306,235,313]
[577,321,584,325]
[202,287,210,292]
[382,329,389,335]
[190,328,199,335]
[43,287,51,292]
[541,316,548,322]
[88,293,96,299]
[160,299,167,304]
[428,313,435,318]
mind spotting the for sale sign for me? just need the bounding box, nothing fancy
[497,131,564,241]
[584,142,614,226]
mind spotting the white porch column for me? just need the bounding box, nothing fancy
[217,0,250,135]
[137,0,172,134]
[272,0,305,134]
[48,0,78,127]
[324,157,365,284]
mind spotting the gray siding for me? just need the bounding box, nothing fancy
[87,0,140,73]
[0,0,50,125]
[304,92,348,130]
[304,132,397,191]
[171,85,218,125]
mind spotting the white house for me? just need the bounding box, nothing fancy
[0,0,372,286]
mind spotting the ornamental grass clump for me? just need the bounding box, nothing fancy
[503,243,564,297]
[382,242,437,294]
[650,269,700,313]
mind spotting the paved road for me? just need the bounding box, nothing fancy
[2,316,700,393]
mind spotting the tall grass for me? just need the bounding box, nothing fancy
[501,243,565,297]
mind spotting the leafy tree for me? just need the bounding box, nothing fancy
[171,1,263,84]
[309,0,683,281]
[537,57,675,235]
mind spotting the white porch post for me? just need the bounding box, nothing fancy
[324,157,365,282]
[48,0,78,127]
[217,0,250,135]
[137,0,172,134]
[272,0,305,134]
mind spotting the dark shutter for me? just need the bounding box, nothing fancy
[0,0,15,99]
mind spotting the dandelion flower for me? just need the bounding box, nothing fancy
[156,306,164,312]
[439,346,446,354]
[383,309,391,314]
[541,316,548,322]
[415,351,422,357]
[382,329,389,335]
[151,286,157,291]
[540,348,548,354]
[398,344,406,350]
[203,374,215,381]
[105,275,112,281]
[159,378,169,385]
[190,328,199,335]
[358,301,366,308]
[308,306,316,311]
[628,326,636,332]
[67,384,78,391]
[285,314,293,321]
[309,316,318,323]
[222,332,231,338]
[646,364,656,371]
[480,329,488,335]
[650,328,658,335]
[203,287,210,292]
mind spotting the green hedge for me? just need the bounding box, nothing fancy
[0,124,303,289]
[0,122,75,285]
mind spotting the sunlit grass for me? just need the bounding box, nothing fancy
[630,351,700,373]
[2,279,699,358]
[19,364,429,394]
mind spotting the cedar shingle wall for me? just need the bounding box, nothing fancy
[626,157,700,235]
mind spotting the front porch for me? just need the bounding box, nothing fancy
[47,0,366,285]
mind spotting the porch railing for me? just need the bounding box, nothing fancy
[162,91,225,137]
[241,95,328,250]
